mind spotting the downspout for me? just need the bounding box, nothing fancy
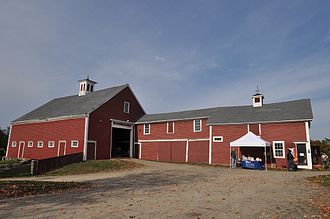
[83,114,89,161]
[5,124,12,159]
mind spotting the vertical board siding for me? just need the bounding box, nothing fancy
[7,118,85,160]
[188,141,209,163]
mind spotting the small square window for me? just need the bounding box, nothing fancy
[71,140,79,148]
[28,141,33,147]
[193,119,202,132]
[144,124,150,135]
[255,97,260,103]
[37,141,44,148]
[48,141,55,148]
[213,136,223,142]
[11,141,17,147]
[124,101,130,114]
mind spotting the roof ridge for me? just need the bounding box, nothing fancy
[144,98,311,116]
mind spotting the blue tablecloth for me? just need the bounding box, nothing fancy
[241,160,264,170]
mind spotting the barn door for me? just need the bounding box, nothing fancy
[18,141,25,158]
[58,141,66,156]
[87,142,96,160]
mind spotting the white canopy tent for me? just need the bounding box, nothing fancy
[230,131,271,171]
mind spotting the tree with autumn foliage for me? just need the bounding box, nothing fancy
[311,138,330,156]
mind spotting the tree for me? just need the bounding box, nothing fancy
[311,138,330,156]
[0,127,9,156]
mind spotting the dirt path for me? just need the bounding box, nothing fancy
[0,159,329,218]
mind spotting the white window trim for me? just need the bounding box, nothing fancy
[272,141,285,158]
[193,119,202,132]
[12,141,17,147]
[37,141,44,148]
[167,122,175,134]
[28,141,33,147]
[48,141,55,148]
[123,101,130,114]
[213,136,223,142]
[71,140,79,148]
[144,124,150,135]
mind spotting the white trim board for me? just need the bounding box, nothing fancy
[138,138,209,143]
[5,125,12,158]
[11,114,86,125]
[135,116,209,124]
[208,119,312,126]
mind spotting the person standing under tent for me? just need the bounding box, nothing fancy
[231,148,237,168]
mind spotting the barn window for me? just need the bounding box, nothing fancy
[213,136,223,142]
[11,141,17,147]
[193,119,202,132]
[91,85,94,92]
[37,141,44,148]
[167,122,175,134]
[144,124,150,135]
[273,141,285,158]
[123,101,130,113]
[255,97,260,103]
[71,140,79,148]
[48,141,55,148]
[28,141,33,147]
[87,84,90,91]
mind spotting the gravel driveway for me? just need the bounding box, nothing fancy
[0,159,329,219]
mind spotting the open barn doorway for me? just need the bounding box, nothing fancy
[111,120,133,158]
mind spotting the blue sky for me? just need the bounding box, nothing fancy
[0,0,329,139]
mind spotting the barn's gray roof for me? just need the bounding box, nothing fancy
[136,99,313,124]
[13,84,128,123]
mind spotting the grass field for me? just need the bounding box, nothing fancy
[45,159,143,176]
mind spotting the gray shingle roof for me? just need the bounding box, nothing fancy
[136,99,313,124]
[13,84,128,123]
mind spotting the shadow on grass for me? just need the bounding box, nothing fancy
[0,163,32,178]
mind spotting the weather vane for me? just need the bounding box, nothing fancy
[256,85,259,93]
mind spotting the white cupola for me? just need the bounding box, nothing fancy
[252,86,264,107]
[78,76,97,96]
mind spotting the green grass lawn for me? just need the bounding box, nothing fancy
[308,174,330,187]
[45,159,143,176]
[0,180,91,198]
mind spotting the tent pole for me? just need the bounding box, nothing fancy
[265,146,267,172]
[230,146,231,169]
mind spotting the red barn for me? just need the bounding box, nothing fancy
[6,80,314,170]
[135,93,313,169]
[6,78,145,160]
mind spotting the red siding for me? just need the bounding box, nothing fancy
[140,141,186,163]
[210,122,307,168]
[141,142,159,161]
[89,87,145,159]
[188,141,209,163]
[249,124,259,135]
[136,118,209,140]
[261,122,306,168]
[211,124,247,165]
[7,118,85,160]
